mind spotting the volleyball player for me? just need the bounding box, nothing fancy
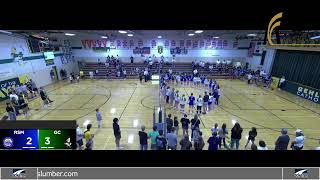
[196,95,203,115]
[170,88,175,106]
[174,90,180,110]
[180,94,186,114]
[188,93,195,114]
[208,93,214,111]
[166,86,171,104]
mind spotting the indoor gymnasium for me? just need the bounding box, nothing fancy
[1,30,320,150]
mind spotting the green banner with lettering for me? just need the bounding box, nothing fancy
[0,77,21,101]
[281,81,320,104]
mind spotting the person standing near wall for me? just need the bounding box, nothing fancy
[50,69,55,81]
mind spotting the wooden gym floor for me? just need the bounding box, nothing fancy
[1,79,320,150]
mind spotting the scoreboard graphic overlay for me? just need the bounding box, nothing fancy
[0,121,76,150]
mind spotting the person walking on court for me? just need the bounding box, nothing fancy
[180,134,192,150]
[167,127,178,150]
[148,126,160,150]
[173,116,179,136]
[275,128,290,150]
[96,108,102,128]
[85,134,94,150]
[196,95,203,115]
[181,114,190,136]
[230,122,243,150]
[138,125,148,150]
[113,118,122,150]
[244,127,257,149]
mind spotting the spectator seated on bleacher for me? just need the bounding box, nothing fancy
[209,64,214,71]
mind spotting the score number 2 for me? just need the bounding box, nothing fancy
[26,137,32,145]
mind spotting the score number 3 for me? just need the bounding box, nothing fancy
[45,137,51,145]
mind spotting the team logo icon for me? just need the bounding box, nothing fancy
[12,169,26,179]
[294,169,309,179]
[3,137,14,148]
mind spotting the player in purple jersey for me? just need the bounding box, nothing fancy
[188,93,195,114]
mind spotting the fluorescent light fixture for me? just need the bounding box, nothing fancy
[101,36,108,39]
[83,120,91,129]
[118,30,127,34]
[110,108,116,114]
[127,34,133,37]
[65,33,75,36]
[0,30,12,34]
[310,35,320,40]
[213,36,219,39]
[157,36,162,38]
[195,30,203,33]
[133,119,139,127]
[247,33,257,37]
[128,134,134,144]
[188,33,195,36]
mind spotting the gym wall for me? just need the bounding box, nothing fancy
[0,34,79,87]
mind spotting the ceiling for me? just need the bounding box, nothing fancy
[8,30,267,40]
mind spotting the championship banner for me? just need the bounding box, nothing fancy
[186,40,192,48]
[206,40,211,48]
[217,40,223,48]
[138,40,143,47]
[233,41,239,48]
[193,40,199,48]
[211,40,217,48]
[129,40,134,48]
[200,40,205,48]
[223,40,228,48]
[110,40,115,48]
[171,40,176,47]
[92,47,111,52]
[116,40,122,48]
[133,47,150,54]
[165,40,170,48]
[270,76,280,90]
[179,40,184,47]
[281,81,320,104]
[0,77,21,101]
[122,40,128,49]
[151,40,157,48]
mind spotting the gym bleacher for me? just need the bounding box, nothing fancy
[81,60,234,79]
